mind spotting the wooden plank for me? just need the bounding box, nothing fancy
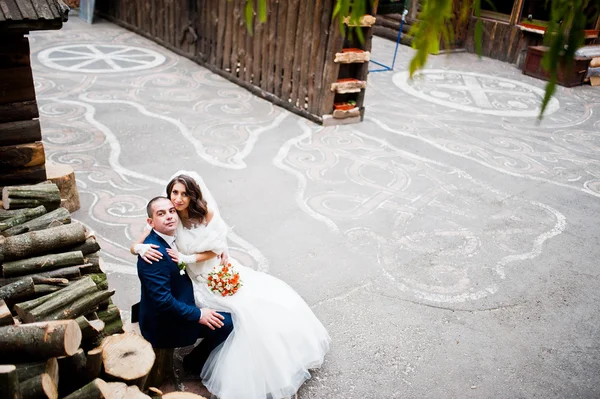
[0,100,38,124]
[297,0,316,111]
[258,0,270,89]
[510,0,525,25]
[0,120,41,146]
[0,0,22,19]
[207,0,217,66]
[0,35,30,68]
[156,0,164,44]
[0,66,35,105]
[136,0,142,32]
[252,7,264,86]
[243,6,254,83]
[264,0,277,93]
[312,0,333,114]
[15,0,36,20]
[281,0,300,103]
[0,141,45,171]
[0,164,46,186]
[290,0,308,106]
[229,0,241,76]
[306,0,324,114]
[215,0,227,69]
[236,0,247,77]
[320,17,344,116]
[148,0,156,38]
[273,0,288,97]
[222,0,234,72]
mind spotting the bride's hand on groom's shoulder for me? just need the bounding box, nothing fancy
[199,308,225,330]
[134,244,162,264]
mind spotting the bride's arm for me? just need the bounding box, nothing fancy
[167,248,218,264]
[130,229,163,263]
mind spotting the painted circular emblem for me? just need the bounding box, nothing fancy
[393,70,560,117]
[38,44,166,73]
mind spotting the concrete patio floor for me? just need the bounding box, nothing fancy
[28,14,600,399]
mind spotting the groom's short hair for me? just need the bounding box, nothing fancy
[147,196,170,218]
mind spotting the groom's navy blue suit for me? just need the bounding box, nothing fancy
[137,229,232,369]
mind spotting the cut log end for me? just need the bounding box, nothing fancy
[0,364,16,372]
[41,373,58,399]
[162,393,208,399]
[101,332,155,382]
[46,162,81,213]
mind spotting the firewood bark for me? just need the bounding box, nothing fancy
[88,274,108,290]
[0,208,31,221]
[101,332,155,388]
[76,316,105,344]
[144,348,174,391]
[0,206,46,232]
[84,252,100,268]
[2,208,71,237]
[0,365,20,399]
[15,358,58,388]
[2,185,60,211]
[0,223,86,262]
[97,305,123,336]
[84,347,103,382]
[23,277,97,322]
[33,285,62,296]
[0,266,81,288]
[19,373,57,399]
[57,348,87,397]
[0,320,81,362]
[31,277,69,286]
[0,277,34,301]
[46,162,81,213]
[62,378,112,399]
[46,289,115,321]
[1,251,84,277]
[0,299,14,327]
[65,237,101,257]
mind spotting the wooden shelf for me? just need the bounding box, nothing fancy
[330,78,366,93]
[334,49,371,63]
[343,15,376,27]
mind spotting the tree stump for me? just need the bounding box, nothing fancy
[144,347,174,391]
[45,162,81,213]
[0,320,82,362]
[101,332,155,389]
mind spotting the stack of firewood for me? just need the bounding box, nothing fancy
[0,183,206,399]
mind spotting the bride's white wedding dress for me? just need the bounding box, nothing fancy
[175,213,331,399]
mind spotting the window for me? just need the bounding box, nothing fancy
[520,0,550,27]
[480,1,515,23]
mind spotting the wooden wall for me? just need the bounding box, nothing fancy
[464,18,543,66]
[0,34,46,187]
[96,0,363,124]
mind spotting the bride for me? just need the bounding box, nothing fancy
[132,171,331,399]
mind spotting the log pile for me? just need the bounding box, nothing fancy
[0,183,208,399]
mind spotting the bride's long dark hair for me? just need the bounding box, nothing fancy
[166,174,208,221]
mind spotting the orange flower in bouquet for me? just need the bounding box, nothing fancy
[207,262,243,297]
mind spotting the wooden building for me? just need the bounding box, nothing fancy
[0,0,69,187]
[375,0,600,67]
[96,0,379,125]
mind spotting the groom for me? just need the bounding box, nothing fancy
[136,196,233,373]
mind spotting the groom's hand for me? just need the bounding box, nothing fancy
[199,308,225,330]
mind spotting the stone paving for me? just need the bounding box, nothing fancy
[28,14,600,399]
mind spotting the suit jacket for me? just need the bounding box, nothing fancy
[136,229,201,348]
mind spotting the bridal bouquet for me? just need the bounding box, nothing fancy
[207,263,242,297]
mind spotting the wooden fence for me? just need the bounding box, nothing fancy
[96,0,369,124]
